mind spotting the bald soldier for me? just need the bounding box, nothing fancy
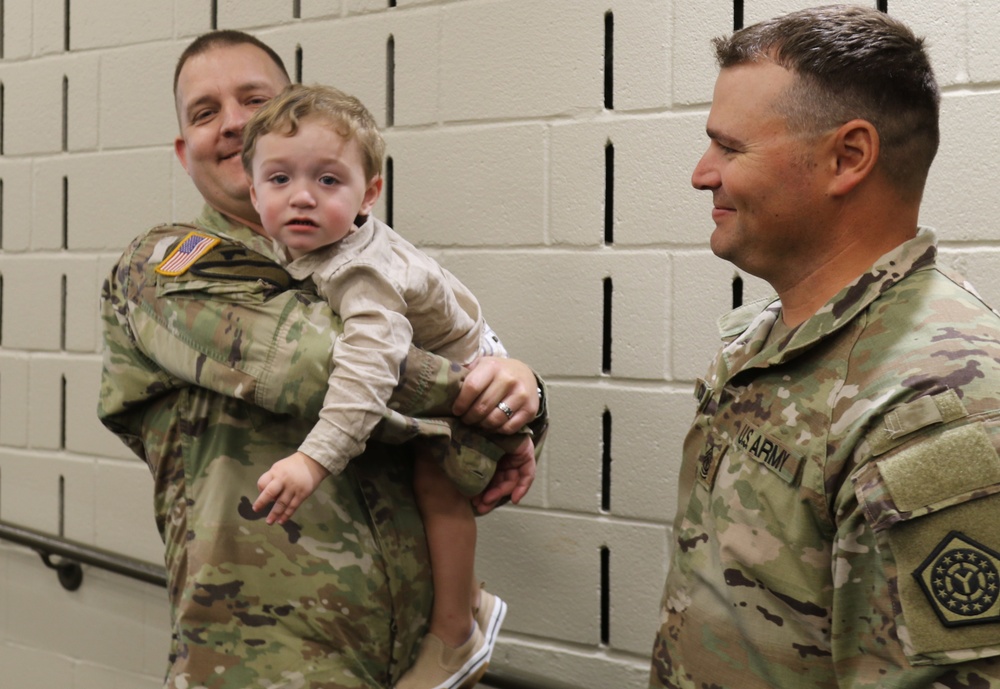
[99,30,547,688]
[651,6,1000,688]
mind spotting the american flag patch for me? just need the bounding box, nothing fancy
[155,231,220,276]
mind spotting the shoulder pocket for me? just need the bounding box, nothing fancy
[853,411,1000,666]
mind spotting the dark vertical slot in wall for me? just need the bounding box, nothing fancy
[877,0,888,12]
[295,46,303,83]
[0,275,4,345]
[60,275,67,350]
[385,156,394,227]
[62,76,69,151]
[210,0,218,30]
[734,0,744,31]
[604,11,613,110]
[63,0,70,50]
[601,409,612,511]
[0,179,4,248]
[389,0,396,6]
[0,0,5,59]
[604,142,614,245]
[600,546,611,644]
[58,475,66,536]
[293,0,301,19]
[1,83,5,155]
[60,375,67,450]
[62,176,69,249]
[732,275,743,309]
[386,36,395,127]
[602,277,613,373]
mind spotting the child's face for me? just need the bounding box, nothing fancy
[249,118,381,258]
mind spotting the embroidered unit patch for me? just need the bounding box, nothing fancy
[155,232,220,276]
[913,530,1000,627]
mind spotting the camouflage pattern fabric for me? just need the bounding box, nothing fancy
[99,205,547,688]
[650,229,1000,688]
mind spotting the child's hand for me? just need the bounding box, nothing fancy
[472,435,535,515]
[253,451,330,525]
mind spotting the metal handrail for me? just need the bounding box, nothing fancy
[0,518,577,689]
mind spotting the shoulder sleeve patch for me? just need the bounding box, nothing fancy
[913,531,1000,628]
[154,231,220,276]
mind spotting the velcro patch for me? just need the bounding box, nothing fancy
[913,531,1000,627]
[155,231,220,276]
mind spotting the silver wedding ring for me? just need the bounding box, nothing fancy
[497,401,514,419]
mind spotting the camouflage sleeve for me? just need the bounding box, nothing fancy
[844,390,1000,684]
[99,227,343,433]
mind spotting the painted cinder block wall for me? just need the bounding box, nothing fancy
[1,1,998,687]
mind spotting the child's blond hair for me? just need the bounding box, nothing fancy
[242,83,385,182]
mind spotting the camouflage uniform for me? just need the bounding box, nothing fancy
[99,206,547,689]
[651,229,1000,688]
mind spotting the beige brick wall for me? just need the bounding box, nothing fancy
[0,1,995,687]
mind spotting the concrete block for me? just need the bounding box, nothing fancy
[35,150,176,251]
[175,0,214,38]
[3,0,33,59]
[288,15,404,128]
[544,383,688,523]
[33,0,66,56]
[94,459,162,563]
[0,448,62,531]
[743,0,866,25]
[217,0,295,29]
[61,257,102,353]
[343,0,389,17]
[607,519,670,654]
[605,251,671,380]
[27,357,68,450]
[70,0,174,49]
[968,0,1000,83]
[923,92,1000,242]
[0,60,66,155]
[388,124,546,246]
[66,53,101,152]
[0,158,33,252]
[890,0,969,87]
[439,0,604,121]
[300,1,344,20]
[0,256,62,351]
[432,251,601,377]
[609,0,671,112]
[550,113,712,247]
[100,44,179,149]
[671,249,773,382]
[475,508,666,653]
[672,2,730,106]
[0,353,29,447]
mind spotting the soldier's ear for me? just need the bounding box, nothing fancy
[827,119,878,197]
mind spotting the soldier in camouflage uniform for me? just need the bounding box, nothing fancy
[651,6,1000,688]
[99,30,547,689]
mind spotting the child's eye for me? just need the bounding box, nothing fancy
[319,175,339,186]
[269,174,289,184]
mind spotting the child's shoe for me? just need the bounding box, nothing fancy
[395,624,489,689]
[473,585,508,664]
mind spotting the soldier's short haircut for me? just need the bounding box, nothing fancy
[241,84,386,183]
[173,30,290,95]
[714,4,940,201]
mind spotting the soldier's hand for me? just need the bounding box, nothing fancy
[253,451,330,525]
[454,356,538,433]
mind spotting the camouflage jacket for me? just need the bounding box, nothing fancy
[98,205,547,689]
[651,230,1000,688]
